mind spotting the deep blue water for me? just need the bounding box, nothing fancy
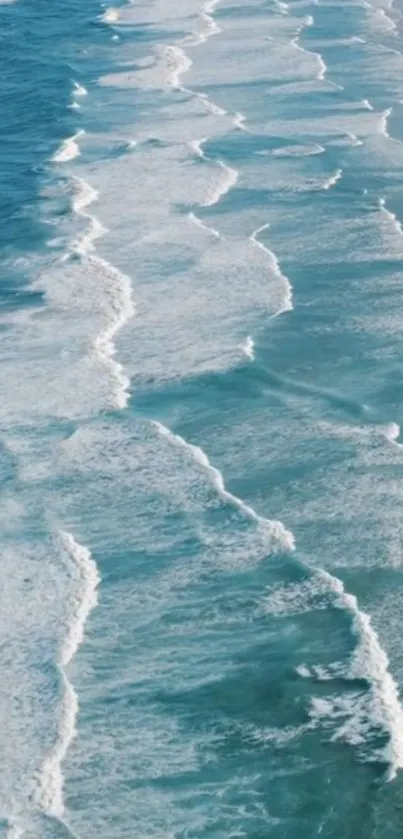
[3,0,403,837]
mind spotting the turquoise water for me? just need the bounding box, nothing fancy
[3,0,403,836]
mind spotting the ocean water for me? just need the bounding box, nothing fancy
[3,0,403,836]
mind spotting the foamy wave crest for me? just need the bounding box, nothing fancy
[382,421,402,446]
[52,130,84,163]
[100,7,120,23]
[379,197,403,240]
[65,176,135,409]
[311,569,403,780]
[73,81,87,97]
[250,224,293,315]
[242,335,255,360]
[152,421,295,553]
[184,0,221,46]
[233,111,249,132]
[34,533,99,819]
[323,168,343,191]
[189,138,239,207]
[90,255,135,409]
[201,160,238,207]
[70,177,107,256]
[379,107,392,138]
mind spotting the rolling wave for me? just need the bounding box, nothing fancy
[309,569,403,781]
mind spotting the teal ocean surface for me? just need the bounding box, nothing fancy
[2,0,403,836]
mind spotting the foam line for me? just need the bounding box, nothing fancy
[188,211,221,238]
[35,533,100,819]
[250,224,293,314]
[152,421,295,552]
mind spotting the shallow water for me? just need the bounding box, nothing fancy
[2,0,403,836]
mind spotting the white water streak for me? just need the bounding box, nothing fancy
[35,533,99,818]
[67,176,135,409]
[52,131,85,163]
[188,211,221,239]
[250,224,293,314]
[242,335,255,360]
[152,421,295,552]
[323,168,343,191]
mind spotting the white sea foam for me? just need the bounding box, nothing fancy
[152,421,295,553]
[197,92,226,116]
[52,130,84,163]
[73,81,87,97]
[242,335,255,360]
[379,107,392,138]
[346,132,363,147]
[296,664,312,678]
[323,168,343,191]
[189,137,208,159]
[35,533,100,818]
[101,6,120,23]
[270,143,325,157]
[233,111,249,132]
[66,175,135,408]
[250,224,293,315]
[382,421,402,445]
[164,45,193,88]
[184,0,221,45]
